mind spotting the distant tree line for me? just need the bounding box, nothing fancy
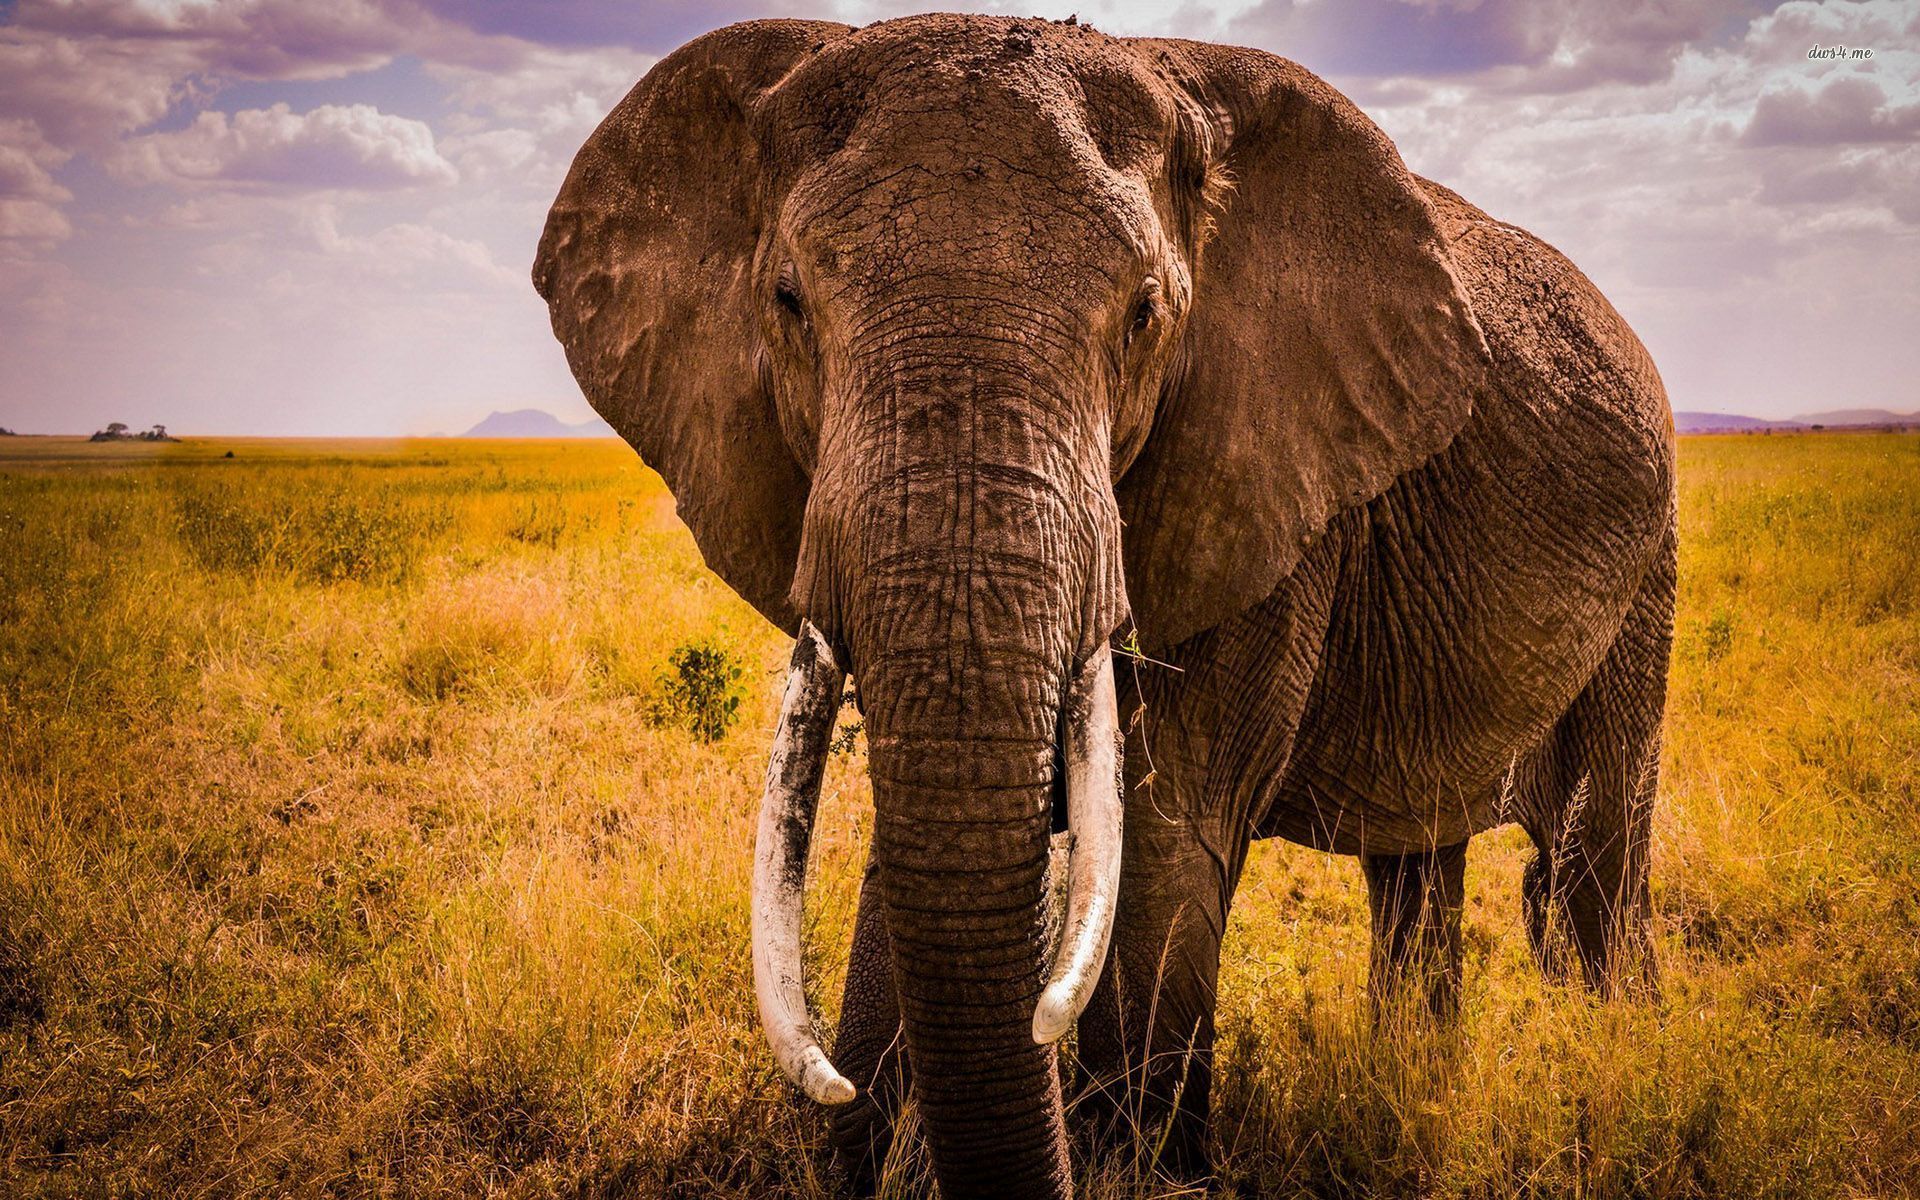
[90,422,177,443]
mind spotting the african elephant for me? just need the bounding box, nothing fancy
[534,15,1674,1199]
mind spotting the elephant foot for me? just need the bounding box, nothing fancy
[1156,1117,1217,1192]
[1522,852,1660,997]
[830,1095,896,1198]
[1075,1114,1216,1196]
[1071,1056,1216,1194]
[1521,852,1571,980]
[1362,843,1467,1025]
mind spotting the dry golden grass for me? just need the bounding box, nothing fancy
[0,432,1914,1198]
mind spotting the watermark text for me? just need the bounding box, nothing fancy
[1808,44,1873,60]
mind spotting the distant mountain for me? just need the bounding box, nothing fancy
[1673,411,1805,433]
[462,409,616,438]
[1791,408,1920,427]
[1672,407,1920,433]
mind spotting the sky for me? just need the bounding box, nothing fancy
[0,0,1915,436]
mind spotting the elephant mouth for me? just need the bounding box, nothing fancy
[748,621,1124,1104]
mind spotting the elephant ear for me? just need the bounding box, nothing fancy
[534,20,850,632]
[1117,40,1490,651]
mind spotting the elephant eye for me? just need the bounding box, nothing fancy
[774,271,806,322]
[1127,280,1161,343]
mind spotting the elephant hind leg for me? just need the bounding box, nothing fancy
[1518,543,1673,994]
[1519,753,1659,994]
[1361,840,1468,1020]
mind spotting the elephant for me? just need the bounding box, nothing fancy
[534,15,1675,1199]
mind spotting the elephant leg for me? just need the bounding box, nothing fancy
[1072,555,1333,1181]
[830,853,910,1195]
[1361,839,1468,1019]
[1074,809,1242,1184]
[1520,540,1673,993]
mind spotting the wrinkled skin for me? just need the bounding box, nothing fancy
[535,16,1674,1198]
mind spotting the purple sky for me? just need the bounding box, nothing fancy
[0,0,1914,435]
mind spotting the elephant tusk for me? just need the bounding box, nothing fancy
[751,621,856,1105]
[1033,642,1125,1045]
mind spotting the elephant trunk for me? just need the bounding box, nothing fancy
[771,352,1123,1198]
[750,631,1122,1114]
[858,598,1071,1199]
[865,642,1123,1200]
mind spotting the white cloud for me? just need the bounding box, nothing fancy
[0,138,70,204]
[0,0,534,241]
[1742,0,1920,61]
[0,25,194,154]
[1743,75,1920,145]
[12,0,494,80]
[300,201,516,286]
[427,44,654,189]
[110,102,459,189]
[0,197,74,247]
[0,129,74,251]
[440,126,541,183]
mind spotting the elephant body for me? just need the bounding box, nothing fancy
[830,172,1677,1182]
[1264,178,1674,858]
[1083,177,1675,1165]
[537,16,1675,1197]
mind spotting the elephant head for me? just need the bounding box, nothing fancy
[535,16,1486,1196]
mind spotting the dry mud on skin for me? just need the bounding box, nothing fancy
[0,433,1916,1198]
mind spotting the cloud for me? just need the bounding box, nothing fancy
[416,0,798,53]
[431,43,653,142]
[0,0,505,158]
[1754,143,1920,224]
[0,196,74,247]
[439,126,541,183]
[1756,152,1880,203]
[0,0,620,242]
[1229,0,1552,78]
[300,201,517,286]
[1742,0,1920,61]
[111,102,458,189]
[0,138,70,205]
[427,43,654,192]
[1742,74,1920,144]
[0,24,195,154]
[12,0,486,80]
[0,126,73,250]
[1223,0,1778,93]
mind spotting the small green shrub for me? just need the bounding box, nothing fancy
[829,718,864,757]
[647,637,744,744]
[1702,609,1735,662]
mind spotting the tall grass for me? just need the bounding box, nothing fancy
[0,433,1914,1198]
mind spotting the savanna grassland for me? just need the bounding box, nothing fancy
[1,432,1916,1199]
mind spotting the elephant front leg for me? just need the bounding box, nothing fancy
[1073,810,1240,1185]
[1361,840,1468,1020]
[830,853,910,1195]
[1072,568,1330,1181]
